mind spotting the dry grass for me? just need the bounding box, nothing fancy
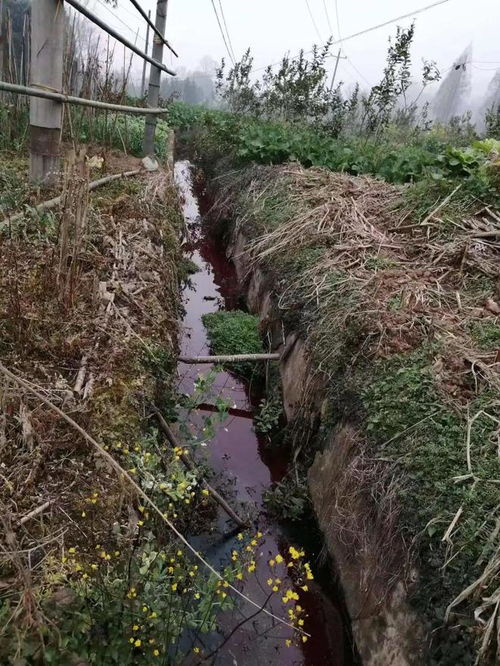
[0,151,181,649]
[214,163,500,662]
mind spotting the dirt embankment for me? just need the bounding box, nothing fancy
[0,149,183,661]
[208,163,500,665]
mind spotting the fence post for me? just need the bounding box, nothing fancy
[30,0,64,187]
[143,0,167,156]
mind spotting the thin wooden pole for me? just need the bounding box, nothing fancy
[64,0,175,77]
[329,48,342,91]
[2,169,141,230]
[0,81,167,114]
[140,10,151,97]
[143,0,167,156]
[128,0,177,57]
[30,0,64,187]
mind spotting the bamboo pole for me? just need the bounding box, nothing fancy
[64,0,175,77]
[0,81,167,114]
[143,0,167,155]
[127,0,178,57]
[151,406,248,528]
[1,169,141,230]
[30,0,64,187]
[178,353,281,364]
[140,10,151,97]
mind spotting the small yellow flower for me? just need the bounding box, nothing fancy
[194,592,201,599]
[202,489,209,496]
[275,554,284,564]
[302,635,308,643]
[132,624,139,631]
[285,639,292,647]
[134,639,141,647]
[153,649,160,657]
[81,511,86,517]
[269,559,275,567]
[193,647,200,654]
[171,583,178,591]
[68,547,76,554]
[129,637,135,644]
[272,585,279,592]
[236,533,243,541]
[256,531,263,538]
[298,619,304,626]
[150,612,157,619]
[236,572,243,580]
[91,564,98,571]
[301,585,309,592]
[137,520,144,527]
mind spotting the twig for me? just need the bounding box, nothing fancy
[0,362,307,636]
[19,500,52,526]
[2,169,142,229]
[151,406,248,529]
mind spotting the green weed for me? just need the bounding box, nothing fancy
[202,310,264,381]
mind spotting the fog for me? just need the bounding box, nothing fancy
[93,0,499,114]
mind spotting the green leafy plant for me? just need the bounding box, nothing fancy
[202,310,265,380]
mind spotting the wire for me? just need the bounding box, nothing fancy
[304,0,323,41]
[255,0,453,71]
[94,0,147,46]
[210,0,235,65]
[322,0,333,36]
[218,0,236,63]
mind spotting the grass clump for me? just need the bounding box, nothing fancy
[202,310,264,381]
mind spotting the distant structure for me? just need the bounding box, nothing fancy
[431,45,472,123]
[478,68,500,129]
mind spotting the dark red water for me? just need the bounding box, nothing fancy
[175,161,354,666]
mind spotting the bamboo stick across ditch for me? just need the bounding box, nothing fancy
[178,353,281,364]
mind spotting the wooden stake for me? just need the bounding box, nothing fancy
[143,0,167,156]
[30,0,64,187]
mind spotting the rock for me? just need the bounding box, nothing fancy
[142,155,159,172]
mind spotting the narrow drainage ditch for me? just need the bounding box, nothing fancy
[174,160,356,666]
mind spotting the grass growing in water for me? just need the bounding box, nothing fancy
[202,310,264,381]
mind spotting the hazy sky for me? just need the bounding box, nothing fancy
[92,0,500,96]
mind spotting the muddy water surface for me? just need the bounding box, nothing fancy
[175,161,354,666]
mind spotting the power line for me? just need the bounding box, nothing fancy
[255,0,453,71]
[304,0,322,41]
[218,0,236,63]
[322,0,333,36]
[332,0,371,88]
[210,0,235,65]
[94,0,147,46]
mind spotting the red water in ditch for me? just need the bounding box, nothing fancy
[175,161,354,666]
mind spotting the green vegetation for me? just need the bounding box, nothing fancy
[204,159,500,664]
[202,310,265,380]
[360,351,499,665]
[264,473,311,522]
